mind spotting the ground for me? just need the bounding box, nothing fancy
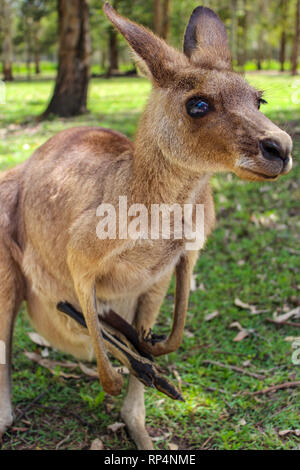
[0,73,299,450]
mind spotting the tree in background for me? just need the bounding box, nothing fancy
[291,0,300,75]
[43,0,91,117]
[279,0,288,72]
[20,0,50,75]
[0,0,14,81]
[107,0,119,76]
[154,0,171,40]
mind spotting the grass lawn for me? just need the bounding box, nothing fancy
[0,74,299,450]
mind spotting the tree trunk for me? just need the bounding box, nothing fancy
[33,23,41,75]
[161,0,171,40]
[0,0,14,81]
[43,0,91,117]
[238,0,248,68]
[154,0,163,37]
[280,31,287,72]
[279,0,287,72]
[107,27,119,76]
[107,0,119,77]
[154,0,171,40]
[25,17,33,81]
[291,0,300,76]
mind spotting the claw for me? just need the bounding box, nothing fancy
[57,301,184,401]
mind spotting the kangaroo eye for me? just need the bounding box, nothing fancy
[186,97,210,118]
[258,98,268,110]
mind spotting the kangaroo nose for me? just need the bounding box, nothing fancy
[260,139,288,162]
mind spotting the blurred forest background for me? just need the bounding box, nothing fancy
[0,0,300,116]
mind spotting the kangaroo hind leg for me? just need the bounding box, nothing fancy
[0,240,24,441]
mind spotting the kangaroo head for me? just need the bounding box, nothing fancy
[104,3,293,182]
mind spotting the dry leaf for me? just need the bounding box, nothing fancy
[107,422,125,433]
[105,403,115,414]
[173,369,182,394]
[24,352,80,379]
[168,442,179,450]
[41,348,49,358]
[278,429,300,437]
[205,311,219,322]
[190,274,205,292]
[185,330,194,338]
[230,321,244,331]
[230,322,249,342]
[90,439,104,450]
[234,330,249,342]
[273,307,300,323]
[285,336,300,343]
[28,332,51,347]
[79,362,98,378]
[155,399,165,407]
[234,298,266,315]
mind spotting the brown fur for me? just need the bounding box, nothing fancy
[0,3,292,449]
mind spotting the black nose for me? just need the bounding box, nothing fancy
[260,139,288,162]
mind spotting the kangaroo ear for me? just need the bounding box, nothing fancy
[183,6,231,69]
[103,2,187,86]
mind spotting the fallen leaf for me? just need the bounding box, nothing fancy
[234,298,266,315]
[173,369,182,394]
[205,311,219,322]
[242,360,252,367]
[273,307,300,323]
[285,336,300,343]
[168,442,179,450]
[230,321,244,331]
[278,429,300,437]
[107,422,125,433]
[234,330,249,342]
[185,330,194,338]
[105,403,115,414]
[28,332,51,347]
[90,438,104,450]
[41,348,49,358]
[230,322,249,342]
[155,399,165,407]
[190,275,205,292]
[79,362,98,378]
[24,352,80,379]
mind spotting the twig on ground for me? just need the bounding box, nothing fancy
[249,381,300,397]
[202,360,266,380]
[14,388,52,424]
[55,431,73,450]
[266,318,300,329]
[200,435,215,450]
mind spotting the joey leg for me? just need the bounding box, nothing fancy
[121,375,154,450]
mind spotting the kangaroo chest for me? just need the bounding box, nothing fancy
[95,239,185,301]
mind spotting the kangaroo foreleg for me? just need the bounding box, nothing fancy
[138,254,191,357]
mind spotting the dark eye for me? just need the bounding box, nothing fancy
[186,97,210,118]
[258,98,268,110]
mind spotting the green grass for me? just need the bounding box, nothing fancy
[0,74,299,450]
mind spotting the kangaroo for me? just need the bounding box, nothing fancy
[0,3,292,450]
